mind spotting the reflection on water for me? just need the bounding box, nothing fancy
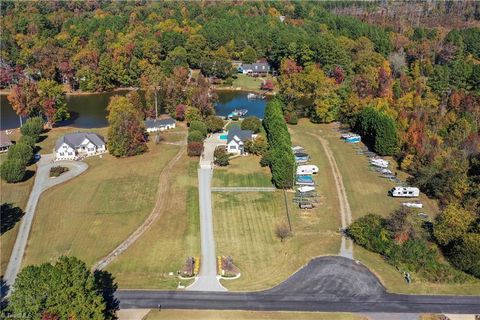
[215,91,268,119]
[0,90,267,130]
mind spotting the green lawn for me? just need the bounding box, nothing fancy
[212,156,273,187]
[213,191,339,291]
[0,155,35,277]
[219,74,277,93]
[106,155,200,289]
[22,140,181,268]
[145,310,366,320]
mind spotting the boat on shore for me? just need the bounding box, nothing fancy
[227,109,248,119]
[247,93,265,100]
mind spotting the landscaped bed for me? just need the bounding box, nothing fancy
[49,166,69,177]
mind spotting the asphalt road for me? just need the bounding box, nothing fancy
[3,155,88,292]
[116,256,480,314]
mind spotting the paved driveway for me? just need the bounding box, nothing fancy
[2,154,88,294]
[187,134,226,291]
[116,256,480,314]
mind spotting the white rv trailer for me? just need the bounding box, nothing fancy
[296,165,319,175]
[298,186,315,193]
[389,186,420,198]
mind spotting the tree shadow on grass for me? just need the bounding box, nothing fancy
[0,203,24,235]
[94,270,119,320]
[22,169,35,182]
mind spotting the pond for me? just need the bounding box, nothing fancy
[0,90,267,130]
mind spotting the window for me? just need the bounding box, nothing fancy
[60,152,64,156]
[68,152,73,155]
[230,145,236,150]
[88,148,94,151]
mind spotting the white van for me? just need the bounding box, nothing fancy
[296,165,319,175]
[389,187,420,198]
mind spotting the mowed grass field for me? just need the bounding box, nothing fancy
[145,309,366,320]
[219,74,277,92]
[212,156,273,187]
[213,124,341,291]
[107,154,200,289]
[0,153,35,276]
[291,120,479,295]
[22,139,181,268]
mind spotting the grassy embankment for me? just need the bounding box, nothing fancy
[145,310,366,320]
[213,133,341,291]
[22,125,191,280]
[218,74,277,93]
[296,120,480,295]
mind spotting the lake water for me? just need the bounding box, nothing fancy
[0,90,267,130]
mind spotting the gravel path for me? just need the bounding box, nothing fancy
[93,147,186,271]
[3,154,88,294]
[308,132,354,259]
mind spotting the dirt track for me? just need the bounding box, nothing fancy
[308,132,354,259]
[93,145,186,270]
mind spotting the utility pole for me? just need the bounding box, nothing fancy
[154,89,158,119]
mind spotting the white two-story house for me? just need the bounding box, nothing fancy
[55,132,106,161]
[226,127,253,155]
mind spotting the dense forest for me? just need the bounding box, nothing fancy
[1,1,479,279]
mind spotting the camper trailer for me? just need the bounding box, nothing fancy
[297,165,319,175]
[389,187,420,198]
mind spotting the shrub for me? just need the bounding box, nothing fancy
[347,214,393,254]
[214,146,229,166]
[8,142,33,166]
[49,166,69,177]
[189,120,208,137]
[259,150,271,167]
[448,233,480,278]
[0,158,26,183]
[205,115,224,133]
[188,130,204,143]
[434,203,475,247]
[275,222,292,242]
[285,112,298,125]
[241,116,262,133]
[187,141,203,157]
[19,135,37,149]
[20,117,43,141]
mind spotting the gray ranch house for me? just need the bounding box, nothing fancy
[144,117,176,133]
[239,62,270,76]
[55,132,106,161]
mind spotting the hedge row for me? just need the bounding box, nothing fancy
[263,98,295,188]
[354,107,398,156]
[1,117,43,183]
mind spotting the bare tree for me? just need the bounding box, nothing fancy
[275,223,292,242]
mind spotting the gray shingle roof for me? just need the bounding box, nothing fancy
[55,132,105,151]
[144,117,176,129]
[241,62,270,72]
[227,127,252,144]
